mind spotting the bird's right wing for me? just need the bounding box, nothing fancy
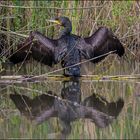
[23,31,58,66]
[9,31,58,66]
[8,33,34,64]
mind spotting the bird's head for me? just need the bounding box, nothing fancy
[47,16,71,27]
[47,16,72,35]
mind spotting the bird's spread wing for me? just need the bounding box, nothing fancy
[8,51,31,64]
[31,31,56,52]
[77,27,125,63]
[8,34,34,64]
[9,31,58,66]
[29,31,58,66]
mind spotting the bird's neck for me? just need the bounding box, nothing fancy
[60,24,72,36]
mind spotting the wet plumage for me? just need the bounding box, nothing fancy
[9,16,125,76]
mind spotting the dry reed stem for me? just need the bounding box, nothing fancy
[0,4,102,10]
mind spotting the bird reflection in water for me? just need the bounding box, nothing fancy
[10,79,124,138]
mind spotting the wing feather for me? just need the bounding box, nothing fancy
[9,31,58,66]
[79,27,125,63]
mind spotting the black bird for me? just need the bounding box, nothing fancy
[9,16,125,76]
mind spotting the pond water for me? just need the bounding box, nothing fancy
[0,78,140,139]
[0,58,140,139]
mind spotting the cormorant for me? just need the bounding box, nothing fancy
[9,16,125,76]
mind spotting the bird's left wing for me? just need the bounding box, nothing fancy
[77,27,125,63]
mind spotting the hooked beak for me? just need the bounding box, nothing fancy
[46,19,61,25]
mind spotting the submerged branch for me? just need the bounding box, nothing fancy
[0,74,140,84]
